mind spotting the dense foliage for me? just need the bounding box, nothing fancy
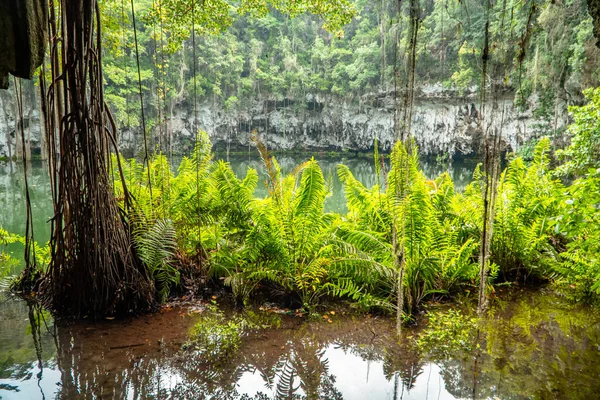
[0,229,22,286]
[98,0,600,151]
[93,0,600,318]
[0,229,49,288]
[557,87,600,176]
[4,88,600,317]
[3,0,600,321]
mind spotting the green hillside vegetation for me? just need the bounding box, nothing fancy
[99,0,600,147]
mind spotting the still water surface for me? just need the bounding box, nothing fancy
[1,289,599,399]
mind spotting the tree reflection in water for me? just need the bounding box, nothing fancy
[1,289,600,399]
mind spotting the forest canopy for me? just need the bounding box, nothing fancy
[98,0,600,139]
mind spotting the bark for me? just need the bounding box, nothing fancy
[36,0,154,317]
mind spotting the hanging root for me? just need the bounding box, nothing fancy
[37,0,154,318]
[477,1,502,315]
[12,77,39,293]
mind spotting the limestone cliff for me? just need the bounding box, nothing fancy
[119,87,569,158]
[0,88,569,159]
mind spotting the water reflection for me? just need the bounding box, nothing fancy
[1,289,600,399]
[0,295,57,399]
[435,291,600,399]
[0,161,53,244]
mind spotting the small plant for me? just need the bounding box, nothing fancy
[417,308,478,360]
[187,310,246,364]
[133,218,180,303]
[0,252,19,289]
[435,152,450,166]
[243,309,282,329]
[0,228,25,288]
[515,137,541,161]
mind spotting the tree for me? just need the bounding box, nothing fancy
[557,87,600,176]
[24,0,357,318]
[32,0,155,317]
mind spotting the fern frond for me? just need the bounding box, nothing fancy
[134,218,179,303]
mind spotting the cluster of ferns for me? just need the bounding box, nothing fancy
[115,131,599,316]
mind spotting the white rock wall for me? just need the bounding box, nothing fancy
[1,91,569,158]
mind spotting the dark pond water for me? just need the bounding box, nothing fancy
[1,288,599,399]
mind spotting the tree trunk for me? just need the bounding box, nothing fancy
[393,226,405,335]
[36,0,154,317]
[393,0,419,337]
[379,0,387,92]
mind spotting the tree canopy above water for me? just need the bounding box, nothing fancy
[145,0,356,48]
[95,0,600,141]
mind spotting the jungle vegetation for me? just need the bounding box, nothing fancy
[4,0,599,160]
[7,87,600,320]
[104,94,600,322]
[91,0,600,152]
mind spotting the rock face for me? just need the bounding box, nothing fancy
[0,89,569,159]
[119,89,569,158]
[0,0,48,88]
[0,108,44,158]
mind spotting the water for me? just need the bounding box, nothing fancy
[0,161,53,273]
[0,161,53,244]
[0,153,520,400]
[0,288,599,399]
[224,154,478,215]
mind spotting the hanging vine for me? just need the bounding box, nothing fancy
[477,0,502,316]
[12,77,38,291]
[36,0,154,317]
[392,0,421,336]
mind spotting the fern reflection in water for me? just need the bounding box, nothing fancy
[2,290,600,399]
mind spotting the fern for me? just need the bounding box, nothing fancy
[490,139,562,280]
[134,218,180,303]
